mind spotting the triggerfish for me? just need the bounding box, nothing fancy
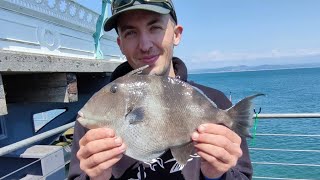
[77,65,264,165]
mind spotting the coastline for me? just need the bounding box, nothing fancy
[188,66,320,75]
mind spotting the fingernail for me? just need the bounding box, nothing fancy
[192,132,199,140]
[118,143,126,152]
[198,125,206,132]
[115,137,122,146]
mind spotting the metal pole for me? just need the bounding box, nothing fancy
[255,113,320,119]
[0,122,75,156]
[93,0,110,59]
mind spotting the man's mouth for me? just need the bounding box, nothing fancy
[141,55,159,64]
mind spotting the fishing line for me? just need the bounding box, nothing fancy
[251,107,261,146]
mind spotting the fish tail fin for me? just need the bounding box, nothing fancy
[227,93,265,137]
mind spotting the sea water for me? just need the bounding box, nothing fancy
[189,67,320,179]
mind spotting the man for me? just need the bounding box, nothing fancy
[69,0,253,179]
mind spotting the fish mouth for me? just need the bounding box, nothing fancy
[77,111,100,129]
[77,115,90,127]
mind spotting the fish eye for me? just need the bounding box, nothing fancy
[110,84,118,93]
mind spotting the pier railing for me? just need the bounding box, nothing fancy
[0,122,75,157]
[249,113,320,180]
[254,113,320,119]
[0,113,319,179]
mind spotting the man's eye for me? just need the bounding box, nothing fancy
[124,31,136,38]
[151,26,163,31]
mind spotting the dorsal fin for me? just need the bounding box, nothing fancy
[126,65,149,76]
[192,85,218,108]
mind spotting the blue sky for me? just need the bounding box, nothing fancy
[77,0,320,69]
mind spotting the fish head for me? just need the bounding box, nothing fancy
[77,78,132,129]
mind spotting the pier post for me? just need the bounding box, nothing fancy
[0,74,7,115]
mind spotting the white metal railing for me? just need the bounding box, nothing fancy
[250,147,320,153]
[0,122,75,156]
[0,157,43,180]
[256,113,320,119]
[0,122,74,179]
[250,113,320,180]
[253,133,320,137]
[0,113,319,179]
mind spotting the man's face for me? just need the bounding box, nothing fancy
[116,10,183,77]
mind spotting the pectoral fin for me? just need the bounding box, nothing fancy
[170,142,194,166]
[125,107,145,124]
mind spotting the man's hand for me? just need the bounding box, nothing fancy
[192,123,243,179]
[76,128,126,180]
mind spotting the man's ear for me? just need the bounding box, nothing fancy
[173,25,183,46]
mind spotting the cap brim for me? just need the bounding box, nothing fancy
[104,4,170,31]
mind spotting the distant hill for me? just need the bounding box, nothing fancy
[189,63,320,74]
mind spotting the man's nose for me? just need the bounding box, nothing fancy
[138,33,153,52]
